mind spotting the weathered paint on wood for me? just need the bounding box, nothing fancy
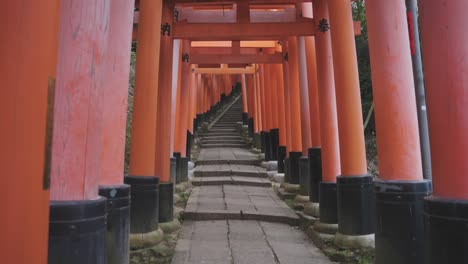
[100,0,134,186]
[51,0,110,200]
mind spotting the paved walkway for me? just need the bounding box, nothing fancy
[172,99,332,264]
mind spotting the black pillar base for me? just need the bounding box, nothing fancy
[277,146,287,173]
[308,148,322,203]
[254,133,262,150]
[374,180,431,264]
[193,118,198,137]
[337,175,375,236]
[284,157,291,183]
[424,196,468,264]
[270,128,279,160]
[170,157,177,185]
[260,131,266,153]
[298,157,310,196]
[242,112,249,126]
[248,118,254,138]
[98,185,130,264]
[124,176,160,233]
[264,132,272,161]
[180,157,189,182]
[159,182,174,223]
[173,152,182,184]
[48,197,107,264]
[186,130,192,161]
[289,152,302,184]
[320,182,338,224]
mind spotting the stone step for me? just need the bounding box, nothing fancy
[194,170,268,178]
[183,185,299,225]
[196,159,261,166]
[202,144,248,149]
[201,133,240,137]
[200,135,242,139]
[209,128,237,132]
[191,176,272,187]
[201,139,245,144]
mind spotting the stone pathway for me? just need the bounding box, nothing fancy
[172,99,332,264]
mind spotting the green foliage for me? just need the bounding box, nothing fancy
[352,0,375,134]
[124,51,136,174]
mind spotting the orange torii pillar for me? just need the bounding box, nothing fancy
[297,35,313,200]
[1,1,59,263]
[246,74,256,138]
[195,74,204,129]
[366,0,431,262]
[155,0,175,224]
[98,1,134,263]
[285,37,304,186]
[241,74,249,125]
[259,65,269,156]
[173,40,190,184]
[312,0,341,236]
[279,42,292,174]
[170,39,182,187]
[420,1,468,262]
[328,0,374,247]
[187,65,198,159]
[48,1,109,262]
[126,0,162,242]
[253,67,264,150]
[275,62,288,174]
[262,64,275,161]
[303,2,323,216]
[269,64,280,163]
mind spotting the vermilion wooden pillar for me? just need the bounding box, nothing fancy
[170,40,182,158]
[313,0,341,232]
[99,1,134,263]
[259,65,268,132]
[254,68,263,133]
[269,64,280,161]
[328,0,374,247]
[129,0,162,177]
[276,62,288,174]
[420,1,468,262]
[275,64,287,147]
[189,65,198,133]
[297,36,312,156]
[1,1,59,263]
[287,37,304,185]
[241,74,249,125]
[279,42,291,174]
[301,2,323,216]
[297,35,314,202]
[263,64,274,161]
[303,4,322,148]
[246,74,256,138]
[125,0,162,239]
[155,0,175,224]
[366,1,430,261]
[49,1,110,262]
[174,40,191,157]
[186,64,197,159]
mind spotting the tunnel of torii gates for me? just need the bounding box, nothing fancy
[1,0,468,263]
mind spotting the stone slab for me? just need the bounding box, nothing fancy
[172,220,333,264]
[192,176,271,187]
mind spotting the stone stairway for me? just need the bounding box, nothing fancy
[200,100,248,149]
[172,97,332,264]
